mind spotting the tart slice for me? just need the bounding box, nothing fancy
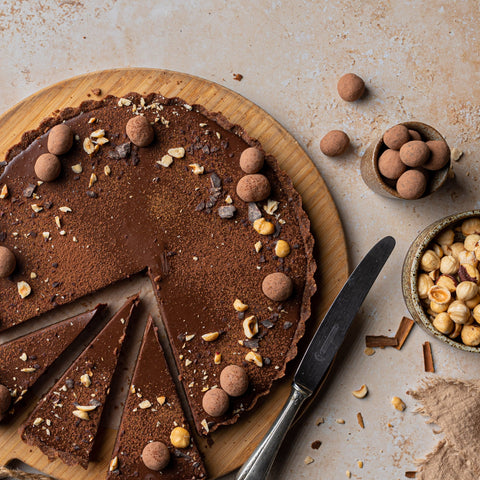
[0,304,106,421]
[107,316,206,479]
[20,295,139,469]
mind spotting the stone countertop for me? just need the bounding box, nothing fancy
[1,1,479,478]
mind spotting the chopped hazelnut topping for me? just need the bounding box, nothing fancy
[264,199,279,215]
[17,281,32,299]
[245,351,263,367]
[189,163,205,175]
[158,155,173,168]
[72,164,83,174]
[19,353,27,362]
[202,332,220,342]
[233,299,249,312]
[168,147,185,159]
[0,184,8,199]
[138,400,152,409]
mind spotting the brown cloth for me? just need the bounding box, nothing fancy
[409,378,480,479]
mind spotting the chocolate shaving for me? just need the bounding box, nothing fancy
[423,341,435,373]
[243,339,259,349]
[108,142,131,160]
[311,440,322,450]
[23,184,37,198]
[210,173,222,188]
[248,202,262,223]
[283,321,293,329]
[86,191,98,198]
[395,317,415,350]
[405,472,416,478]
[195,201,205,211]
[357,412,365,429]
[261,319,274,329]
[365,335,399,348]
[218,205,236,219]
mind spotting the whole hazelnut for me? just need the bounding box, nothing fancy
[262,272,293,301]
[423,140,450,171]
[464,234,480,252]
[456,281,479,302]
[240,148,264,174]
[440,255,459,275]
[34,153,61,182]
[427,285,451,305]
[472,304,480,323]
[0,384,10,420]
[417,273,434,299]
[320,130,350,157]
[436,228,455,247]
[459,264,480,283]
[236,174,271,202]
[420,249,441,272]
[337,73,365,102]
[219,365,249,397]
[202,388,229,417]
[142,441,170,471]
[383,125,410,150]
[0,246,16,278]
[432,312,454,335]
[408,129,422,141]
[396,169,427,200]
[169,427,190,449]
[377,149,406,180]
[430,300,448,314]
[448,300,470,324]
[462,218,480,236]
[126,116,154,147]
[458,250,478,268]
[450,242,465,259]
[465,294,480,309]
[399,141,430,167]
[436,274,457,293]
[461,324,480,346]
[47,124,74,155]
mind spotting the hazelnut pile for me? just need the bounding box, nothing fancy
[417,217,480,346]
[378,124,450,200]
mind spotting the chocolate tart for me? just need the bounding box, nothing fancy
[0,304,105,420]
[0,92,316,435]
[107,316,206,479]
[20,295,139,468]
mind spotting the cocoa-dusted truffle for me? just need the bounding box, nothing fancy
[142,441,170,471]
[202,388,229,417]
[262,272,293,301]
[320,130,350,157]
[423,140,450,171]
[240,147,264,174]
[47,124,73,155]
[399,141,430,167]
[220,365,249,397]
[378,149,406,180]
[34,153,61,182]
[408,129,422,141]
[383,125,410,150]
[337,73,365,102]
[236,174,271,202]
[396,169,427,200]
[126,116,154,147]
[0,246,16,278]
[0,384,10,420]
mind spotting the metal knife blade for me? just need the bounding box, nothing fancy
[294,235,395,394]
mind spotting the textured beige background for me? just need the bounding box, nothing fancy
[1,0,480,478]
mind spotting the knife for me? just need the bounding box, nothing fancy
[236,236,395,480]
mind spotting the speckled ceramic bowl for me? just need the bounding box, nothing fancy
[402,210,480,352]
[361,121,450,199]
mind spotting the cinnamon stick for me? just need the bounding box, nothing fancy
[423,341,435,373]
[395,317,415,350]
[365,335,398,348]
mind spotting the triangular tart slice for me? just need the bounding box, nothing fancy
[0,304,106,420]
[107,316,206,479]
[20,295,139,469]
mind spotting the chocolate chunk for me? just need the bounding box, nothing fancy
[202,145,210,154]
[0,232,5,242]
[86,191,98,198]
[44,201,53,210]
[243,339,259,349]
[108,142,131,160]
[273,222,282,238]
[283,321,293,329]
[248,202,262,223]
[218,205,236,219]
[23,184,37,198]
[52,282,61,288]
[264,357,271,365]
[220,140,229,150]
[131,146,140,166]
[261,319,274,329]
[237,312,245,320]
[210,173,222,189]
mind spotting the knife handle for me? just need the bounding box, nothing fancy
[235,383,311,480]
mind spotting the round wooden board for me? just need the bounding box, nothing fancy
[0,69,348,479]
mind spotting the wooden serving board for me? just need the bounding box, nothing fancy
[0,69,348,479]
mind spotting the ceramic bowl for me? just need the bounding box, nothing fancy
[361,121,451,199]
[402,210,480,352]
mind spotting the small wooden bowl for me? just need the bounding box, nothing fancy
[361,121,451,199]
[402,210,480,352]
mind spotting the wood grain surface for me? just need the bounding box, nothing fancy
[0,69,348,480]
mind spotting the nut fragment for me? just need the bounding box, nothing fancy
[59,206,72,213]
[352,384,368,399]
[139,400,152,409]
[214,352,222,364]
[253,218,275,235]
[168,147,185,159]
[391,396,406,411]
[80,374,91,387]
[170,426,190,448]
[72,164,83,174]
[245,351,263,367]
[254,241,263,253]
[201,332,219,342]
[75,404,98,412]
[0,184,8,199]
[88,173,97,188]
[17,281,31,299]
[233,299,248,312]
[275,240,291,258]
[83,137,98,155]
[73,410,90,420]
[157,396,166,405]
[427,285,451,305]
[104,165,111,176]
[189,163,204,175]
[264,199,279,215]
[33,417,44,426]
[90,129,105,139]
[243,316,259,339]
[109,456,118,472]
[158,155,173,167]
[19,353,27,362]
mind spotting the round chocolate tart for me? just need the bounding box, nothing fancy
[0,92,316,435]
